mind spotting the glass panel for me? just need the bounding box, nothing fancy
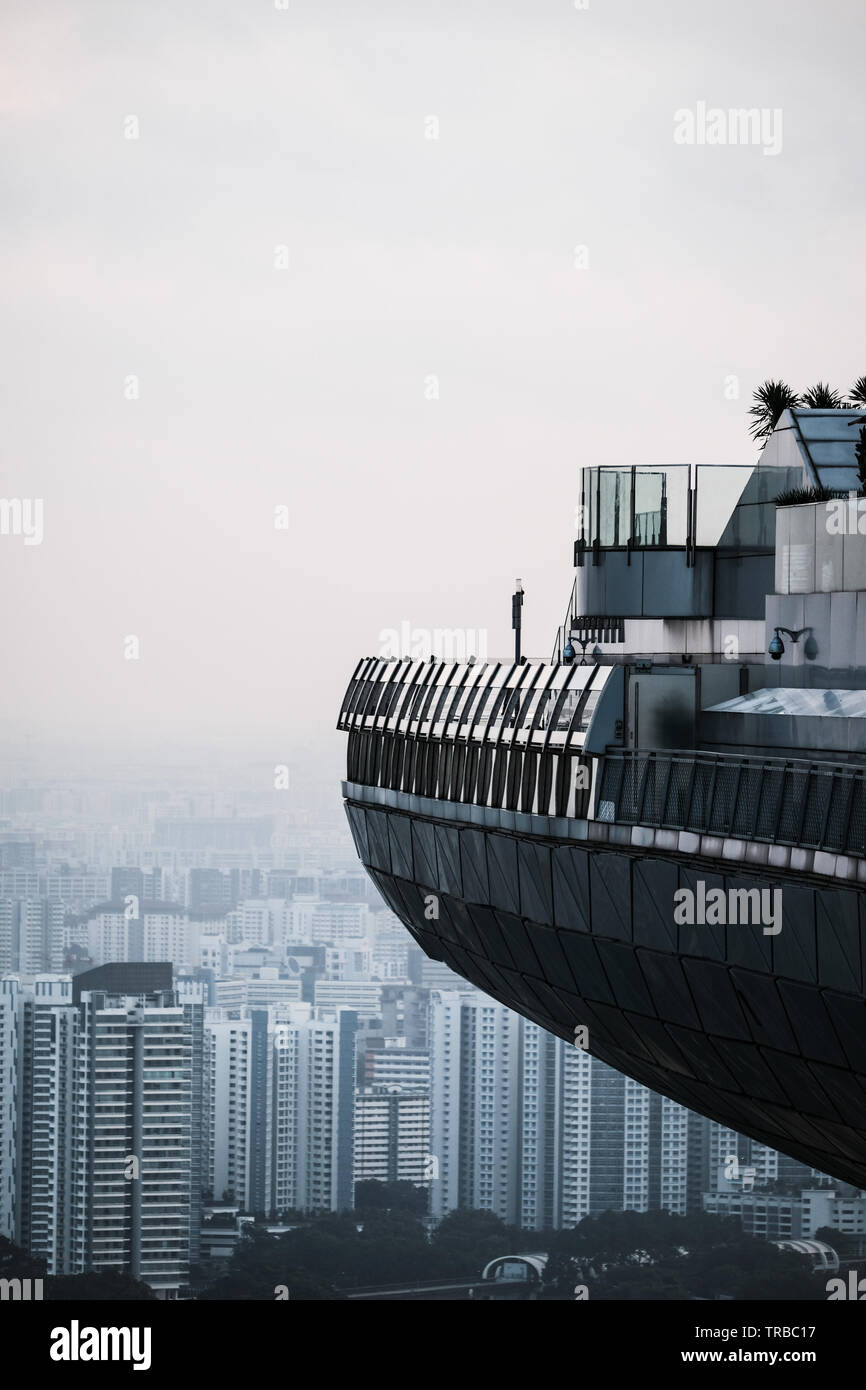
[631,467,689,545]
[695,466,754,546]
[596,468,631,545]
[816,466,860,491]
[738,464,805,504]
[598,469,618,545]
[585,468,597,546]
[633,469,665,545]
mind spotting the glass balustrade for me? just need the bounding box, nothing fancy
[580,465,689,548]
[578,462,808,552]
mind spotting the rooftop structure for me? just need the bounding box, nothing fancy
[338,410,866,1190]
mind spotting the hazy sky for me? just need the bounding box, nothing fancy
[1,0,864,767]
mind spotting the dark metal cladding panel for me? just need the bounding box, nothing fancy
[440,893,483,956]
[364,808,392,874]
[344,802,370,865]
[676,866,726,962]
[465,904,516,970]
[459,828,490,905]
[633,860,679,952]
[773,885,818,984]
[816,889,861,994]
[551,845,591,933]
[635,948,701,1030]
[517,839,553,925]
[434,824,462,898]
[589,854,632,942]
[775,982,849,1069]
[593,939,656,1015]
[342,796,866,1188]
[486,833,521,914]
[387,813,414,881]
[728,968,799,1053]
[492,910,543,978]
[556,931,617,1007]
[681,958,752,1042]
[410,818,438,889]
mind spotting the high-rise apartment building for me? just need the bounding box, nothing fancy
[84,906,208,971]
[359,1037,430,1089]
[0,898,66,975]
[429,989,703,1228]
[354,1086,430,1189]
[0,976,20,1243]
[204,1003,358,1215]
[0,964,204,1297]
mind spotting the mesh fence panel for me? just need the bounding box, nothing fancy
[708,762,740,834]
[617,759,645,820]
[755,768,785,839]
[641,758,670,824]
[732,765,763,838]
[590,754,866,857]
[598,758,621,812]
[664,760,693,825]
[821,774,849,852]
[776,768,810,842]
[686,763,714,830]
[847,780,866,856]
[800,772,832,847]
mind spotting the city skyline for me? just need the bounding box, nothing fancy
[2,0,864,1335]
[0,761,857,1303]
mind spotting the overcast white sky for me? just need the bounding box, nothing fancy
[1,0,864,771]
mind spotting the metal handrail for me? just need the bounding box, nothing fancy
[338,658,608,753]
[598,747,866,858]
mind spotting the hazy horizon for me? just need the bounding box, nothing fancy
[2,0,864,758]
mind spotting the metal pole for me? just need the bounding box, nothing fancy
[512,579,524,664]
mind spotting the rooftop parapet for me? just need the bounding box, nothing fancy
[575,462,804,559]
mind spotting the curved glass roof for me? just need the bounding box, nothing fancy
[792,408,865,491]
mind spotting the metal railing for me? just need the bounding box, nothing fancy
[597,749,866,859]
[338,657,609,818]
[551,577,626,662]
[338,657,609,751]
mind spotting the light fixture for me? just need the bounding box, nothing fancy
[768,625,809,661]
[569,635,600,666]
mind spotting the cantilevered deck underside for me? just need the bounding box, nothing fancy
[345,788,866,1190]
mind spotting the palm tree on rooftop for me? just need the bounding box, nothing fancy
[748,379,801,442]
[848,375,866,409]
[801,382,845,408]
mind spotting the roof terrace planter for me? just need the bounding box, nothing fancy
[774,485,854,507]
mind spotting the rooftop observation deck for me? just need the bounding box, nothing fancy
[575,410,866,559]
[338,659,866,866]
